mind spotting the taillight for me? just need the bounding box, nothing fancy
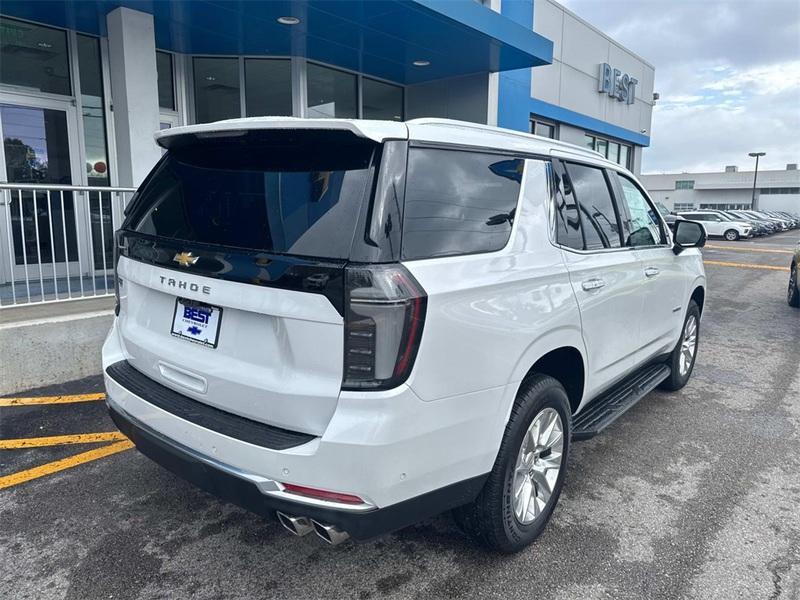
[342,264,427,391]
[113,231,123,316]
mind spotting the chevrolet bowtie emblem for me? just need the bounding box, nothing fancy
[173,252,199,267]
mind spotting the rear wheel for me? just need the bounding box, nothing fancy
[724,229,740,241]
[452,375,570,553]
[788,262,799,307]
[659,300,700,391]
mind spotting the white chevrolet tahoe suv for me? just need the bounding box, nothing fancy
[103,118,707,553]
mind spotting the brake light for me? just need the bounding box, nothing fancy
[342,264,427,390]
[282,483,365,505]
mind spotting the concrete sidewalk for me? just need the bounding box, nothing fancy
[0,297,115,396]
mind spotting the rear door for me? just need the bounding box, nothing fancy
[116,130,380,435]
[610,171,687,358]
[553,160,645,397]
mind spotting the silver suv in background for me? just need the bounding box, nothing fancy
[677,210,753,241]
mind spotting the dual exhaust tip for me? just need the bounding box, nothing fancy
[276,511,350,546]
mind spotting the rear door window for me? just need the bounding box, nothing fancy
[401,148,523,260]
[562,163,622,249]
[127,132,376,259]
[553,165,584,250]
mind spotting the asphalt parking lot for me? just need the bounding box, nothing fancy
[2,231,798,600]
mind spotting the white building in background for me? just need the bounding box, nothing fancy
[641,165,800,213]
[527,0,655,174]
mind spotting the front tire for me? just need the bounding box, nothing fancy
[724,229,740,241]
[452,375,571,553]
[659,300,700,391]
[788,262,799,307]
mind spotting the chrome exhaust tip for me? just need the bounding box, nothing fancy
[311,520,350,545]
[276,512,314,537]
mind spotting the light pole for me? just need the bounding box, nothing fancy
[748,152,765,210]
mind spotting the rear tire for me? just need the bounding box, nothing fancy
[452,375,571,553]
[659,300,700,391]
[724,229,740,241]
[788,262,799,307]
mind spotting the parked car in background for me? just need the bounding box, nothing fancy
[103,117,708,553]
[727,210,779,234]
[703,209,768,237]
[789,242,800,308]
[655,202,677,229]
[765,211,799,229]
[743,210,790,231]
[677,210,753,241]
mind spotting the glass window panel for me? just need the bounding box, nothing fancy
[0,17,71,95]
[608,142,619,164]
[554,166,584,250]
[193,57,241,123]
[307,63,357,118]
[1,104,78,265]
[564,163,621,249]
[244,59,292,117]
[402,149,523,260]
[77,34,110,186]
[534,122,555,139]
[129,133,375,259]
[584,134,595,150]
[156,51,175,110]
[595,138,608,159]
[616,173,663,246]
[362,78,403,121]
[619,144,629,169]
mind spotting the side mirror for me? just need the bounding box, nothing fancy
[673,220,706,255]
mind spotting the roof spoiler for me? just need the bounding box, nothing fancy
[155,117,408,150]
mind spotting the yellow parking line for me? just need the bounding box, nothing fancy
[704,260,789,272]
[0,393,105,407]
[0,432,127,449]
[0,440,134,490]
[706,244,794,254]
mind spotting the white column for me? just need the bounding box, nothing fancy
[106,7,161,187]
[632,146,643,175]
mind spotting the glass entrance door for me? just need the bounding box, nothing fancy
[0,98,86,292]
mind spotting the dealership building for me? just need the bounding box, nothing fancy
[0,0,654,303]
[641,165,800,214]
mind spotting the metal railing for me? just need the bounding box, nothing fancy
[0,183,136,309]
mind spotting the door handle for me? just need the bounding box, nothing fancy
[581,278,606,291]
[644,267,660,278]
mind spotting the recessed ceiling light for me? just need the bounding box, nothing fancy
[412,60,430,67]
[205,76,216,81]
[277,16,301,25]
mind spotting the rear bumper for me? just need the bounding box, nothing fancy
[109,403,485,540]
[102,318,504,538]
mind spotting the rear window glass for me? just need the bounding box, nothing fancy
[127,132,375,259]
[401,148,523,260]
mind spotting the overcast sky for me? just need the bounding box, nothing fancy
[558,0,800,174]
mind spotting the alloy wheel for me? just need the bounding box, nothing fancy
[679,314,698,376]
[512,408,564,525]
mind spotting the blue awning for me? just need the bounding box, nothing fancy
[0,0,552,84]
